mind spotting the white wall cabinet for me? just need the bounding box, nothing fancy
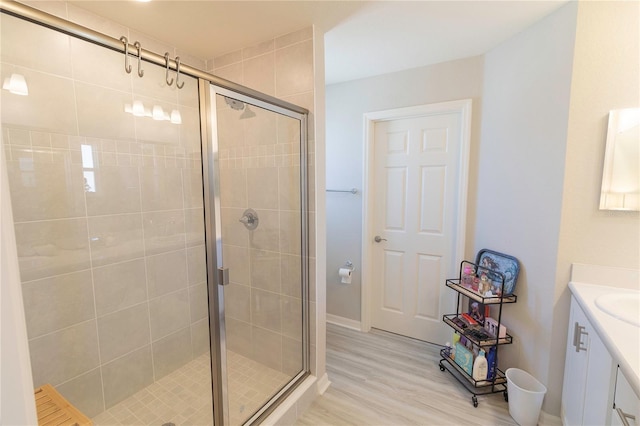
[612,367,639,426]
[561,296,615,426]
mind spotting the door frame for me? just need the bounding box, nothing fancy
[361,99,472,333]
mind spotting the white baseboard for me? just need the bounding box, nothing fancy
[316,372,331,395]
[326,313,362,331]
[262,375,317,426]
[540,409,562,426]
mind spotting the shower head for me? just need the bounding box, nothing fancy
[224,96,256,119]
[240,105,256,120]
[224,96,245,111]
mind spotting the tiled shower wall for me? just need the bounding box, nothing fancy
[208,27,317,377]
[2,1,317,420]
[1,5,208,418]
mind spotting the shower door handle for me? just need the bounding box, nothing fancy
[217,267,230,286]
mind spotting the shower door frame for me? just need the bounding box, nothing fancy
[0,2,312,425]
[200,82,311,425]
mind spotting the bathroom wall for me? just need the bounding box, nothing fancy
[324,56,484,322]
[549,0,640,416]
[478,1,639,416]
[476,2,578,416]
[206,27,317,377]
[1,5,209,417]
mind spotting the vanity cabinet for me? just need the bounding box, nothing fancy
[561,296,615,426]
[612,367,639,426]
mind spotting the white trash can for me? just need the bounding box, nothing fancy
[505,368,547,426]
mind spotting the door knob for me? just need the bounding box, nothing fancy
[374,235,387,243]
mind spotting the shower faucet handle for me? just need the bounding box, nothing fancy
[238,208,259,230]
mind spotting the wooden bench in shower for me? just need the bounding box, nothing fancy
[34,384,92,426]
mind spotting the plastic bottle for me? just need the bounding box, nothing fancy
[472,349,488,381]
[443,342,452,358]
[480,273,490,295]
[451,333,460,360]
[462,265,475,288]
[486,347,497,380]
[471,275,480,292]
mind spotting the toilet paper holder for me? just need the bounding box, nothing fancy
[338,261,355,284]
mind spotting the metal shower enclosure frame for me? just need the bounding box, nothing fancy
[0,1,312,424]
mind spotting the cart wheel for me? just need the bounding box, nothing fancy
[472,396,478,407]
[503,391,508,402]
[439,364,445,372]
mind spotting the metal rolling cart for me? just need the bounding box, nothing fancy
[438,253,519,407]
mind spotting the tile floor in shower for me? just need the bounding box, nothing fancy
[92,351,291,426]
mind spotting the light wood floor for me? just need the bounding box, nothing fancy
[297,324,524,426]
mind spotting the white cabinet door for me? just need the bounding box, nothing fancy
[562,298,590,425]
[562,296,614,426]
[612,368,640,426]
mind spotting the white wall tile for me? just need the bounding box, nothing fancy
[97,303,151,363]
[75,82,136,140]
[0,14,72,76]
[149,290,190,341]
[85,165,141,216]
[151,327,192,379]
[250,249,281,292]
[146,250,188,298]
[251,289,281,333]
[186,245,206,285]
[93,259,147,317]
[29,320,100,387]
[7,158,86,221]
[247,167,279,209]
[22,270,94,338]
[140,166,184,211]
[56,368,105,418]
[191,318,210,357]
[71,38,132,92]
[142,210,186,255]
[224,282,250,322]
[275,40,314,97]
[88,213,144,267]
[1,66,77,134]
[101,345,154,408]
[15,218,90,281]
[189,283,208,323]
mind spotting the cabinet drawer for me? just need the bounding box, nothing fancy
[612,368,639,426]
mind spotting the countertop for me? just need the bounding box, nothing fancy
[569,281,640,398]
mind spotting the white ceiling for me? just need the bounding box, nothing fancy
[69,0,568,85]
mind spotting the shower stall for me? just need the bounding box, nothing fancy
[0,2,311,425]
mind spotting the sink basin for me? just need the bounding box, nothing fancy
[595,292,640,327]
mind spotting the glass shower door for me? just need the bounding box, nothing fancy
[1,11,214,424]
[208,88,308,425]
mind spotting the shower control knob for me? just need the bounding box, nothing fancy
[374,235,387,243]
[239,208,259,230]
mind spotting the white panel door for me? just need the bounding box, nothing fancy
[371,111,463,344]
